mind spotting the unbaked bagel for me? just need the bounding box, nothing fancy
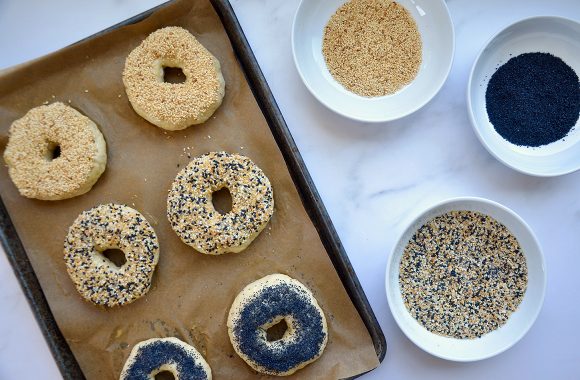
[167,151,274,255]
[3,102,107,200]
[123,26,225,130]
[227,274,328,376]
[120,337,211,380]
[64,204,159,307]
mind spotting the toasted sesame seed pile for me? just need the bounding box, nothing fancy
[399,210,528,339]
[167,152,274,255]
[322,0,422,97]
[64,204,159,307]
[3,102,105,200]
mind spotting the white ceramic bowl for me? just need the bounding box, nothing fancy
[292,0,454,122]
[468,16,580,177]
[386,197,546,362]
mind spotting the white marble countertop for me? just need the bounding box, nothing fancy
[1,0,580,379]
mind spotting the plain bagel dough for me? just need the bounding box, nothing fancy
[122,26,225,130]
[3,102,107,200]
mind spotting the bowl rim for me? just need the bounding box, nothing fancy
[466,15,580,177]
[291,0,456,123]
[385,196,547,362]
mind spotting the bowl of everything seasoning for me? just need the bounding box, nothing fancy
[468,16,580,176]
[386,197,546,362]
[292,0,454,122]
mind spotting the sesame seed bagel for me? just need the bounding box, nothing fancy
[123,26,225,130]
[227,274,328,376]
[167,151,274,255]
[3,102,107,200]
[120,337,212,380]
[64,204,159,307]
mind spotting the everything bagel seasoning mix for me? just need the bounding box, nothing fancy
[399,210,528,339]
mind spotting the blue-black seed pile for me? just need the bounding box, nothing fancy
[399,211,527,339]
[486,52,580,147]
[121,339,209,380]
[230,282,327,374]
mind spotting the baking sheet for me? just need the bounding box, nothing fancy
[0,0,380,378]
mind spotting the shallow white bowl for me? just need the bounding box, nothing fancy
[386,197,546,362]
[468,16,580,177]
[292,0,454,122]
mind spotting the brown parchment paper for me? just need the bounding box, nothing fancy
[0,0,379,378]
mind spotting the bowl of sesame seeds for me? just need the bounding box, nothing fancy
[292,0,454,122]
[386,197,546,361]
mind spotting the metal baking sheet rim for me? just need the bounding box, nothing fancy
[0,1,387,379]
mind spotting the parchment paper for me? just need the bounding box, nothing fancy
[0,0,379,378]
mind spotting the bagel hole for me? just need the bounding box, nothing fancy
[163,66,186,84]
[212,187,232,214]
[51,145,61,159]
[46,141,61,161]
[266,318,288,342]
[154,371,175,380]
[101,249,127,267]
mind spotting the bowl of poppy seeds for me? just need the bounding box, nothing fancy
[292,0,454,122]
[468,17,580,176]
[386,197,546,361]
